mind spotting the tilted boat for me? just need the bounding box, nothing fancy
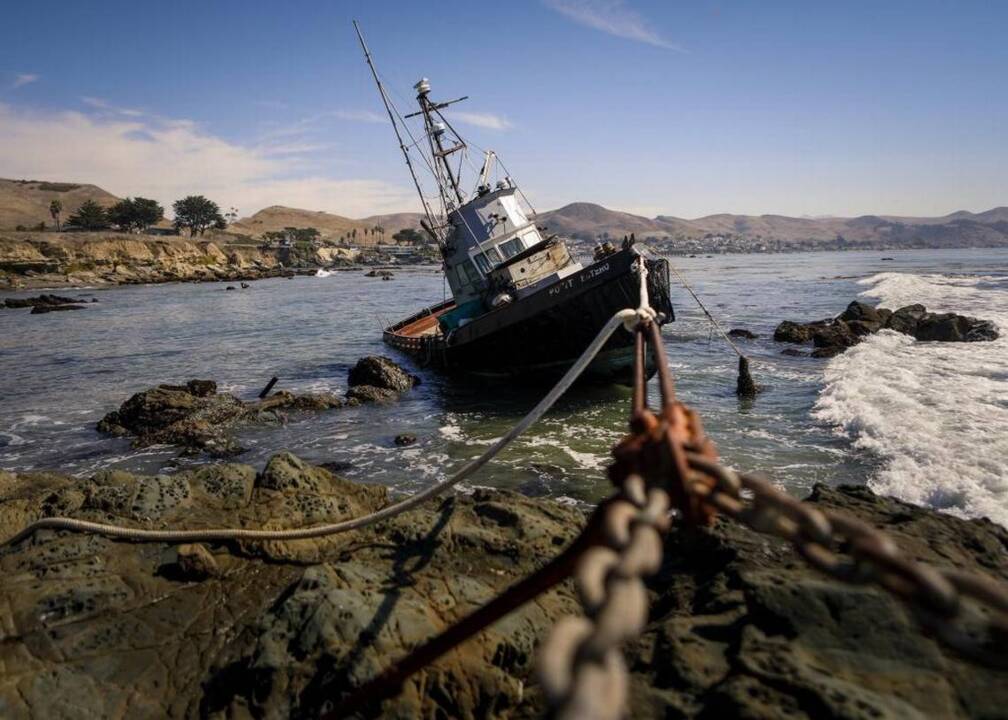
[355,24,674,382]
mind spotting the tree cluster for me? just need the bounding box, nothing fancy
[172,195,225,236]
[107,197,164,232]
[261,227,321,245]
[67,200,110,230]
[44,194,227,235]
[393,227,427,245]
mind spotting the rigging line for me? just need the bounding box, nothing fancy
[666,263,745,359]
[641,242,748,362]
[353,21,438,234]
[494,155,538,217]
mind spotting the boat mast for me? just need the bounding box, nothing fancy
[411,81,467,207]
[352,21,441,242]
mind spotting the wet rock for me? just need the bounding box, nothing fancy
[394,433,417,446]
[97,380,343,455]
[773,320,818,344]
[347,355,418,393]
[775,300,998,356]
[225,285,237,291]
[914,313,999,342]
[256,389,344,412]
[727,328,758,339]
[96,381,246,454]
[838,300,884,325]
[3,293,82,310]
[812,321,860,350]
[846,318,880,336]
[175,543,220,580]
[186,379,217,397]
[884,303,928,334]
[1,458,1006,718]
[780,347,809,357]
[811,346,845,358]
[29,303,86,313]
[346,384,398,404]
[241,282,251,289]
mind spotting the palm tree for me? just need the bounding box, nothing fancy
[49,199,63,231]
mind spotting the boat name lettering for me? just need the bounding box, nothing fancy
[548,263,610,296]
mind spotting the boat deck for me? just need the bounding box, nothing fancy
[396,312,443,338]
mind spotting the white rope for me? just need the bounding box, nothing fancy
[2,273,653,547]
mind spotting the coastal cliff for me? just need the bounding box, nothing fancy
[1,453,1005,718]
[0,232,364,289]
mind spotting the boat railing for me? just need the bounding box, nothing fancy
[385,298,455,333]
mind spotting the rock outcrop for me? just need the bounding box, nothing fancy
[346,356,419,405]
[96,358,419,454]
[96,380,344,456]
[0,232,286,289]
[3,293,90,313]
[775,300,998,357]
[1,456,1005,718]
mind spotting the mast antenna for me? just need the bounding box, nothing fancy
[352,20,440,243]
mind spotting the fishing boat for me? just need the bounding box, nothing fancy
[355,23,674,382]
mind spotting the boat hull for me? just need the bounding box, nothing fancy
[384,249,673,384]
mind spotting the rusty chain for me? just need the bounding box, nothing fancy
[333,259,1007,717]
[538,318,1008,720]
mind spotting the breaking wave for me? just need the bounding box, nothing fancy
[813,272,1008,526]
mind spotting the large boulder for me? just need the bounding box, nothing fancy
[812,321,860,350]
[883,303,928,334]
[96,381,246,455]
[913,313,999,343]
[774,320,817,344]
[838,300,884,325]
[347,355,418,393]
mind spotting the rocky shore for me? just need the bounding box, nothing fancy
[775,300,999,357]
[1,452,1005,718]
[0,232,420,290]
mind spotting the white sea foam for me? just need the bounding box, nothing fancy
[813,272,1008,526]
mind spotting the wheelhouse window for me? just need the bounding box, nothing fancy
[460,259,482,284]
[473,253,493,274]
[498,237,524,259]
[472,247,503,274]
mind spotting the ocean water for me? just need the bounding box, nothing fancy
[0,248,1005,525]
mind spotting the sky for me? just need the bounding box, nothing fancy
[0,0,1005,219]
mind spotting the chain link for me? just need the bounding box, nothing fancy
[538,317,1008,719]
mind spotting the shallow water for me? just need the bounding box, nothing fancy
[1,248,1005,522]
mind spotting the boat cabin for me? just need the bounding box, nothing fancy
[439,181,581,331]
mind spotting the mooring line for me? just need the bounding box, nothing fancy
[1,263,656,548]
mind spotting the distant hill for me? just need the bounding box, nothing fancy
[536,202,1008,250]
[0,178,119,229]
[2,178,1004,251]
[228,205,385,243]
[361,212,426,237]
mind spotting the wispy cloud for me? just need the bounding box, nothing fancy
[11,73,39,89]
[448,111,513,131]
[81,96,145,117]
[544,0,683,51]
[0,102,415,217]
[332,109,386,124]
